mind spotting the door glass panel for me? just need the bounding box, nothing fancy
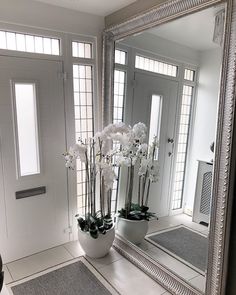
[13,83,40,177]
[149,94,162,158]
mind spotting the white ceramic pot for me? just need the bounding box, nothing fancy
[117,217,148,244]
[78,226,115,258]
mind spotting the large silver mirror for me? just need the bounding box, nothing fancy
[102,0,236,294]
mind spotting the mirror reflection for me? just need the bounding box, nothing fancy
[114,4,225,293]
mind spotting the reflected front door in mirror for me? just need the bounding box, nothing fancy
[111,4,226,294]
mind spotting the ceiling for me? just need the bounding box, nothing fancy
[32,0,137,16]
[147,7,222,51]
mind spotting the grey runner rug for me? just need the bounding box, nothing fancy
[11,260,112,295]
[147,226,208,272]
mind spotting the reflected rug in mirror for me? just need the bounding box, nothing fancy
[146,225,208,274]
[9,258,116,295]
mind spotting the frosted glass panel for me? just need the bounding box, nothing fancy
[149,95,162,149]
[172,85,193,210]
[72,41,92,58]
[135,55,177,77]
[0,30,60,55]
[115,49,127,65]
[73,64,94,214]
[14,83,40,176]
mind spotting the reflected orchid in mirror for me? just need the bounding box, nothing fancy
[112,122,160,220]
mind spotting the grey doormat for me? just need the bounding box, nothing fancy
[11,260,112,295]
[146,226,208,273]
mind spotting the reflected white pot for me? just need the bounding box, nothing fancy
[117,217,148,244]
[78,226,115,258]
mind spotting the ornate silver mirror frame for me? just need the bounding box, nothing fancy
[102,0,236,294]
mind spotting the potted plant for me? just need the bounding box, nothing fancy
[64,123,130,258]
[114,122,159,244]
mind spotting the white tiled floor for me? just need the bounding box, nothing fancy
[2,214,206,295]
[7,246,73,281]
[3,242,170,295]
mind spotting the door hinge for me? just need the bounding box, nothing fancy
[58,71,68,81]
[64,226,72,234]
[131,79,137,88]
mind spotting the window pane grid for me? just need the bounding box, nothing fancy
[135,55,177,77]
[72,41,92,58]
[172,85,193,210]
[0,30,60,55]
[112,69,126,212]
[73,64,94,214]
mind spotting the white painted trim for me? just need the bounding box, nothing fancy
[0,22,99,243]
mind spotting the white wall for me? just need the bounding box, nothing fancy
[120,32,199,66]
[0,0,104,37]
[184,48,222,213]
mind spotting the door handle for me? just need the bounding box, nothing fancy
[168,138,174,143]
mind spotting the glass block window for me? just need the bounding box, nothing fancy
[135,55,178,77]
[113,70,126,123]
[172,85,193,210]
[112,69,126,213]
[72,41,92,58]
[184,69,195,81]
[73,64,94,214]
[115,49,127,65]
[0,30,60,55]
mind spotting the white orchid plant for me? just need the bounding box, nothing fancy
[64,122,159,238]
[114,122,160,220]
[64,123,130,238]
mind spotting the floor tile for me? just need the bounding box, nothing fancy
[86,247,123,269]
[136,239,155,251]
[2,265,13,284]
[63,240,84,258]
[99,258,167,295]
[146,247,199,281]
[189,274,206,292]
[148,219,176,234]
[7,246,73,281]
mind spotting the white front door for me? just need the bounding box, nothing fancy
[130,72,179,217]
[0,56,70,263]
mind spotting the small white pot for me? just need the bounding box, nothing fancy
[78,226,115,258]
[117,217,148,244]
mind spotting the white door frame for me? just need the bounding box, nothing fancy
[117,43,198,216]
[0,22,99,244]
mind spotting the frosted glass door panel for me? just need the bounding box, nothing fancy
[14,83,40,177]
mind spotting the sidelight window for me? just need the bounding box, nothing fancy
[172,85,193,210]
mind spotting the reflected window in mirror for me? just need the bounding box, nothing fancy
[149,94,162,160]
[115,49,127,65]
[172,84,194,210]
[112,49,128,212]
[135,55,178,77]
